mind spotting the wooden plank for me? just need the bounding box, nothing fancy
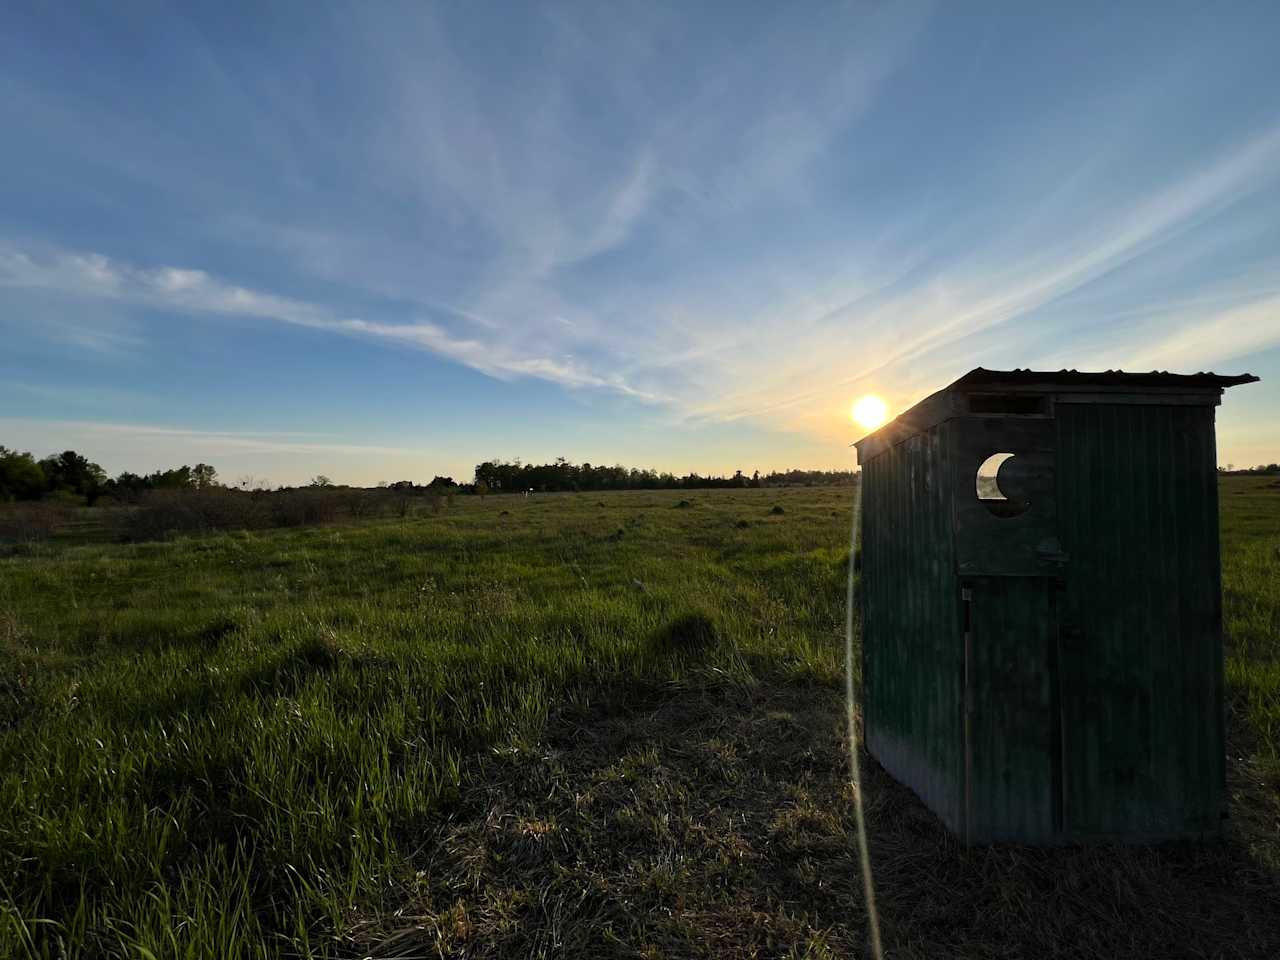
[1055,403,1224,840]
[862,422,964,833]
[967,576,1057,843]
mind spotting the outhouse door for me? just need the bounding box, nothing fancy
[953,415,1065,843]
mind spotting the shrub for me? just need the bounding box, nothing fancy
[0,502,70,546]
[108,485,459,542]
[121,489,267,540]
[269,489,342,528]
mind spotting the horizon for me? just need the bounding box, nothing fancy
[3,3,1279,484]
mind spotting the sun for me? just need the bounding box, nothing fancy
[852,394,889,431]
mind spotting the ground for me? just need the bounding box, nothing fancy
[1,480,1277,958]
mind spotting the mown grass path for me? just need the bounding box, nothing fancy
[1,481,1277,957]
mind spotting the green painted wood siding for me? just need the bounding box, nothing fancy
[1055,402,1225,839]
[862,423,963,831]
[967,575,1058,842]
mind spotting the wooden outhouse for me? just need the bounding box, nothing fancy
[854,368,1258,843]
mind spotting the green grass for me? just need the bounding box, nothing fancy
[1221,477,1280,788]
[1,487,852,957]
[0,480,1276,958]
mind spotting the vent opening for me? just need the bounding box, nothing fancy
[968,394,1047,415]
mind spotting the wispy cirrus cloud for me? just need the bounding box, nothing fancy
[605,121,1280,439]
[6,97,1280,443]
[0,415,445,488]
[0,417,415,457]
[0,244,656,398]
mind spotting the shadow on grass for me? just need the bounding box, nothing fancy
[94,635,344,730]
[644,612,719,667]
[383,679,1280,960]
[72,611,242,655]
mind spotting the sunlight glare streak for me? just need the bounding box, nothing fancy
[845,480,883,959]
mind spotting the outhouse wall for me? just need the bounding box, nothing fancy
[1054,401,1225,839]
[861,421,963,831]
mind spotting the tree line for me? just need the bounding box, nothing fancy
[2,445,856,505]
[472,458,854,493]
[1219,463,1280,476]
[0,447,222,503]
[0,447,473,505]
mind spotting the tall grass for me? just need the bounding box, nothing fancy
[1221,478,1280,787]
[1,488,852,957]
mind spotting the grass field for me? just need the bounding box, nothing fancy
[1,479,1277,958]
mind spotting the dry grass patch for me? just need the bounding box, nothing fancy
[368,680,1280,959]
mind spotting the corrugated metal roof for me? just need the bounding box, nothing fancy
[953,367,1259,390]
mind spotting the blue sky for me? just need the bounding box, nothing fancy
[2,1,1277,485]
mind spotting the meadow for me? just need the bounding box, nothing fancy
[1,480,1277,958]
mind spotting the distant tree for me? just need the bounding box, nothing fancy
[39,450,107,501]
[105,471,149,503]
[0,446,47,501]
[191,463,218,490]
[468,458,854,494]
[149,465,193,489]
[473,461,502,491]
[309,475,334,488]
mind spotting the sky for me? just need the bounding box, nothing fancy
[2,1,1278,486]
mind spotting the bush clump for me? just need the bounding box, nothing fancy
[113,487,452,542]
[0,502,72,547]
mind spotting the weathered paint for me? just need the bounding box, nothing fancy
[861,423,964,833]
[1055,402,1224,840]
[856,368,1253,845]
[966,575,1058,842]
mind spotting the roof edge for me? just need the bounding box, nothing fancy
[853,367,1260,457]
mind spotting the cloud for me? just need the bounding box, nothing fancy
[1128,295,1280,370]
[0,416,446,487]
[0,417,418,458]
[634,123,1280,439]
[0,243,658,399]
[7,89,1280,446]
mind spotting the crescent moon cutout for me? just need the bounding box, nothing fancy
[976,452,1016,501]
[976,452,1031,518]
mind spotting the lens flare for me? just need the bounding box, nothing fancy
[852,394,889,431]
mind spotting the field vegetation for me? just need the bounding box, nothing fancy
[1,479,1277,958]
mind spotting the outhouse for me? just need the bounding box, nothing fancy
[853,368,1258,844]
